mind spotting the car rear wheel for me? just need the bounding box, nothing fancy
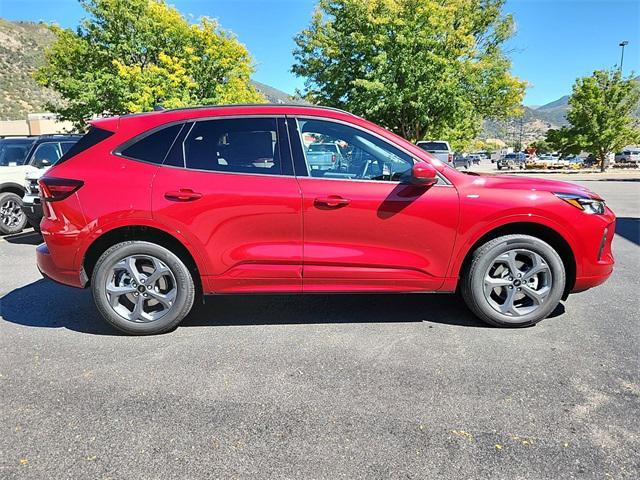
[0,192,27,235]
[461,235,565,327]
[91,241,195,335]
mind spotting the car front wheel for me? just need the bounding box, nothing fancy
[91,241,195,335]
[0,192,27,235]
[461,234,565,327]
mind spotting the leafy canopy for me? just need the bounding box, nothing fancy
[545,69,640,169]
[292,0,526,147]
[36,0,264,128]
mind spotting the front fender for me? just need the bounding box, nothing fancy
[0,182,26,196]
[446,212,579,279]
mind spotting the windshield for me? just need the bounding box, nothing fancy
[0,139,35,166]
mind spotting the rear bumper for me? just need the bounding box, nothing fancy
[21,199,42,228]
[36,243,85,288]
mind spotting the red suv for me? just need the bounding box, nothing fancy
[36,105,615,335]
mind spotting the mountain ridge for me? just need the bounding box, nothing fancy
[0,19,303,120]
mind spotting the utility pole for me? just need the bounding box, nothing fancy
[619,41,629,72]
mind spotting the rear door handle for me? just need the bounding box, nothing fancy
[314,195,351,208]
[164,189,202,202]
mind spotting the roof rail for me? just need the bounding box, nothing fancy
[0,134,39,138]
[37,133,82,137]
[1,133,81,138]
[162,103,356,116]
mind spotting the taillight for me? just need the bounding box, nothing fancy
[331,154,337,163]
[448,153,453,163]
[39,177,84,202]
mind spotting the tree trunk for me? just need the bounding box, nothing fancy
[599,152,606,173]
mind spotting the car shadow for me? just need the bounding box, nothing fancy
[0,279,523,335]
[3,230,42,245]
[615,217,640,246]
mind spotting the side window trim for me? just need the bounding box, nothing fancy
[285,116,308,177]
[277,118,295,176]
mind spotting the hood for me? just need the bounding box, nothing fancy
[25,167,48,181]
[0,164,36,180]
[464,173,600,199]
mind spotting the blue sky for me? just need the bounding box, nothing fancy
[1,0,638,106]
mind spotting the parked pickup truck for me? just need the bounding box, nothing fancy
[0,134,80,235]
[416,140,453,165]
[306,143,346,171]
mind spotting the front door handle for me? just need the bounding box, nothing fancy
[164,189,202,202]
[314,195,351,208]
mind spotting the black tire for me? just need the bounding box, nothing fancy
[497,164,502,170]
[0,192,27,235]
[461,234,565,327]
[91,241,195,335]
[26,218,41,232]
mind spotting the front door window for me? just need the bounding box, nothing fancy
[296,118,414,182]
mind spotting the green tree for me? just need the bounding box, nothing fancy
[568,69,640,171]
[553,69,640,171]
[292,0,526,145]
[545,127,581,158]
[35,0,264,128]
[528,139,551,154]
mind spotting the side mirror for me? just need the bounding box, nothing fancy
[411,162,438,186]
[40,159,51,167]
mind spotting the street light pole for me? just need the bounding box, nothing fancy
[619,41,629,72]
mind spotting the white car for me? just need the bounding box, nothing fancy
[614,149,640,164]
[0,135,80,235]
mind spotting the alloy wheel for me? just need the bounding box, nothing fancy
[105,254,178,323]
[483,249,552,320]
[0,199,25,229]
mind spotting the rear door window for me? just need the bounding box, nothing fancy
[182,118,282,175]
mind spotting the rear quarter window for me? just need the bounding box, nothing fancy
[57,127,114,164]
[119,123,184,164]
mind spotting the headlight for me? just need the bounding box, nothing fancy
[554,193,605,214]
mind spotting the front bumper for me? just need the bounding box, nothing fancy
[571,217,616,292]
[36,242,85,288]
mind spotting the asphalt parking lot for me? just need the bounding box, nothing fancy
[1,177,638,479]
